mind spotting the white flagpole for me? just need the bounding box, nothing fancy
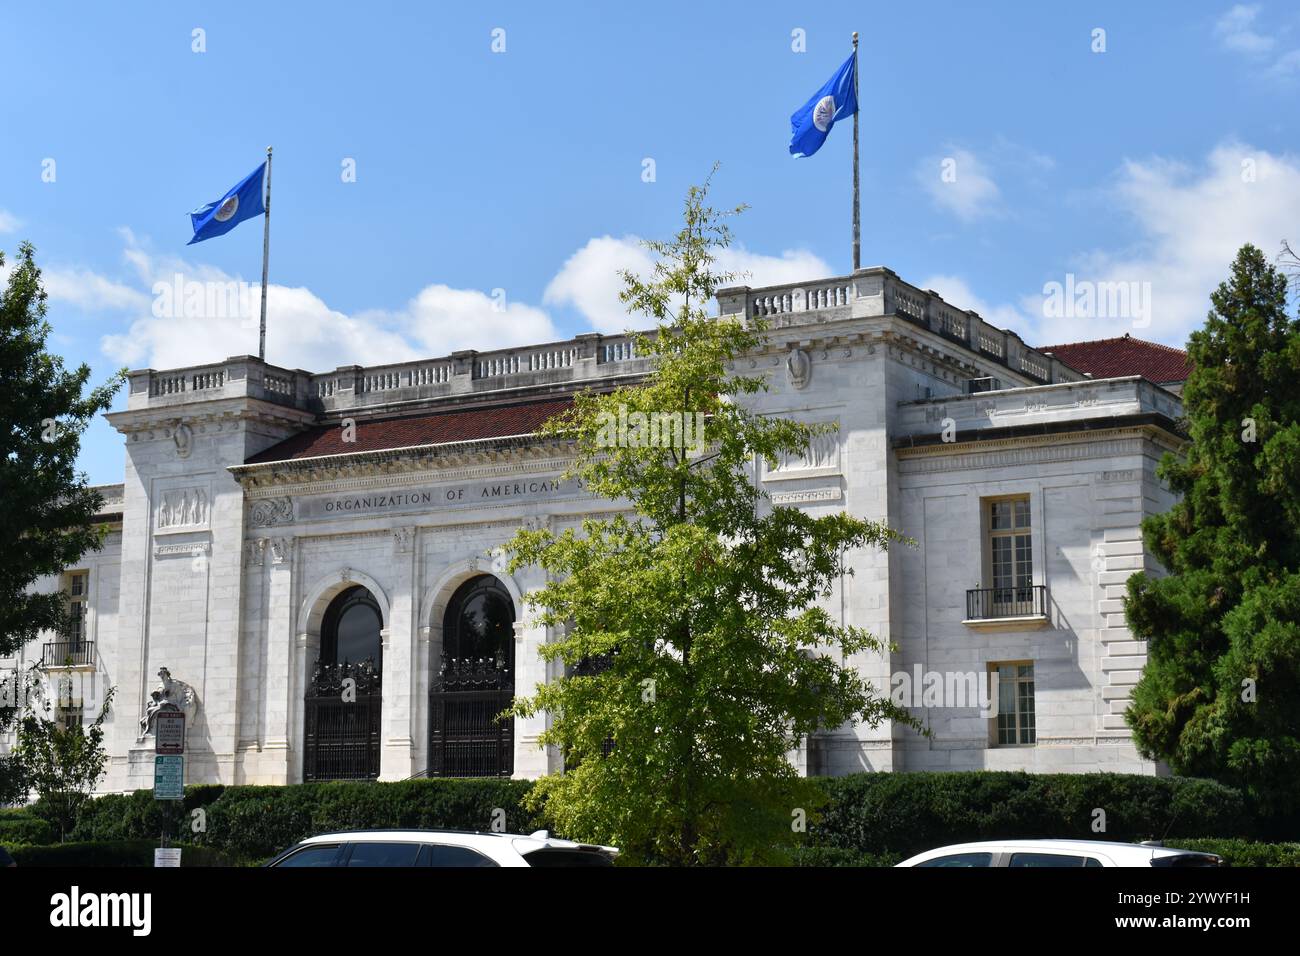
[258,145,272,361]
[851,32,860,273]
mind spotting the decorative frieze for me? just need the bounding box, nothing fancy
[156,488,209,530]
[769,486,842,506]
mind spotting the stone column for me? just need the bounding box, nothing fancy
[512,600,550,779]
[380,527,417,780]
[262,536,295,783]
[290,626,316,785]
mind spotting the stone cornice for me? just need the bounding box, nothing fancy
[231,433,576,495]
[105,395,316,437]
[895,425,1181,475]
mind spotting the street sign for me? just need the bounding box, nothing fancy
[154,711,186,755]
[153,755,184,800]
[154,847,182,868]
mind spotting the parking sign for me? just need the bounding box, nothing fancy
[153,755,184,800]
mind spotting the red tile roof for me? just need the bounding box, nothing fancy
[246,397,572,464]
[1039,334,1191,384]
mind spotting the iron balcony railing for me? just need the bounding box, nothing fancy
[41,640,94,668]
[966,585,1048,620]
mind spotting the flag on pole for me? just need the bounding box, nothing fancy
[187,163,267,244]
[789,52,858,158]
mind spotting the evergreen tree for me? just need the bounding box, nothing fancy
[0,242,123,800]
[1126,243,1300,818]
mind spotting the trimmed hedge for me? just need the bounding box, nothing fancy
[13,771,1280,866]
[35,778,541,862]
[807,772,1251,860]
[201,779,542,860]
[9,840,236,867]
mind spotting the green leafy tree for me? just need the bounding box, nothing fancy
[0,241,123,798]
[504,174,915,865]
[1125,243,1300,817]
[12,671,115,839]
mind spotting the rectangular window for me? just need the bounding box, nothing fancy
[992,662,1035,746]
[987,497,1032,614]
[56,702,84,731]
[64,571,88,647]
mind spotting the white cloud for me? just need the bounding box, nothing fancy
[544,234,832,333]
[398,284,558,355]
[43,266,151,311]
[1215,4,1275,54]
[920,143,1300,347]
[544,236,656,334]
[918,149,1001,222]
[0,209,20,233]
[1215,5,1300,78]
[101,237,559,371]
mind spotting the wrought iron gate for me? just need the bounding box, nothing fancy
[428,656,513,777]
[304,659,381,781]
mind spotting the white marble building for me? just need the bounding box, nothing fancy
[1,267,1188,792]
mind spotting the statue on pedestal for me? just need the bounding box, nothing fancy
[138,666,197,739]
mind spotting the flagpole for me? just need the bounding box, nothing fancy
[851,32,860,273]
[258,145,272,362]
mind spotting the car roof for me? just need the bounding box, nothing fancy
[909,839,1207,860]
[294,829,616,853]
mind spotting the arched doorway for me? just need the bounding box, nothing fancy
[304,585,383,781]
[428,575,515,777]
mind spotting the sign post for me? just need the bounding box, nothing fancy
[153,710,186,866]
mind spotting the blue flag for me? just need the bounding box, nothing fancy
[789,52,858,158]
[188,162,266,244]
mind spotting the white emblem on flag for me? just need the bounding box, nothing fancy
[214,196,239,222]
[813,95,836,132]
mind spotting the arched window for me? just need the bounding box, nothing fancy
[321,586,382,668]
[428,575,515,777]
[305,585,383,782]
[442,575,515,668]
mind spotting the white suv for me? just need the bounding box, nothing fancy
[896,839,1225,868]
[266,829,618,868]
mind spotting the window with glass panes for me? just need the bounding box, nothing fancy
[65,572,88,646]
[992,662,1036,746]
[988,498,1032,608]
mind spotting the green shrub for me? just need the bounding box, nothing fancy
[808,772,1250,858]
[1171,838,1300,867]
[9,839,236,867]
[0,811,55,846]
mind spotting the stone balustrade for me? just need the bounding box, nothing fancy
[125,268,1088,418]
[717,267,1084,388]
[125,331,652,415]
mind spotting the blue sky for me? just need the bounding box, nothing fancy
[3,0,1299,484]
